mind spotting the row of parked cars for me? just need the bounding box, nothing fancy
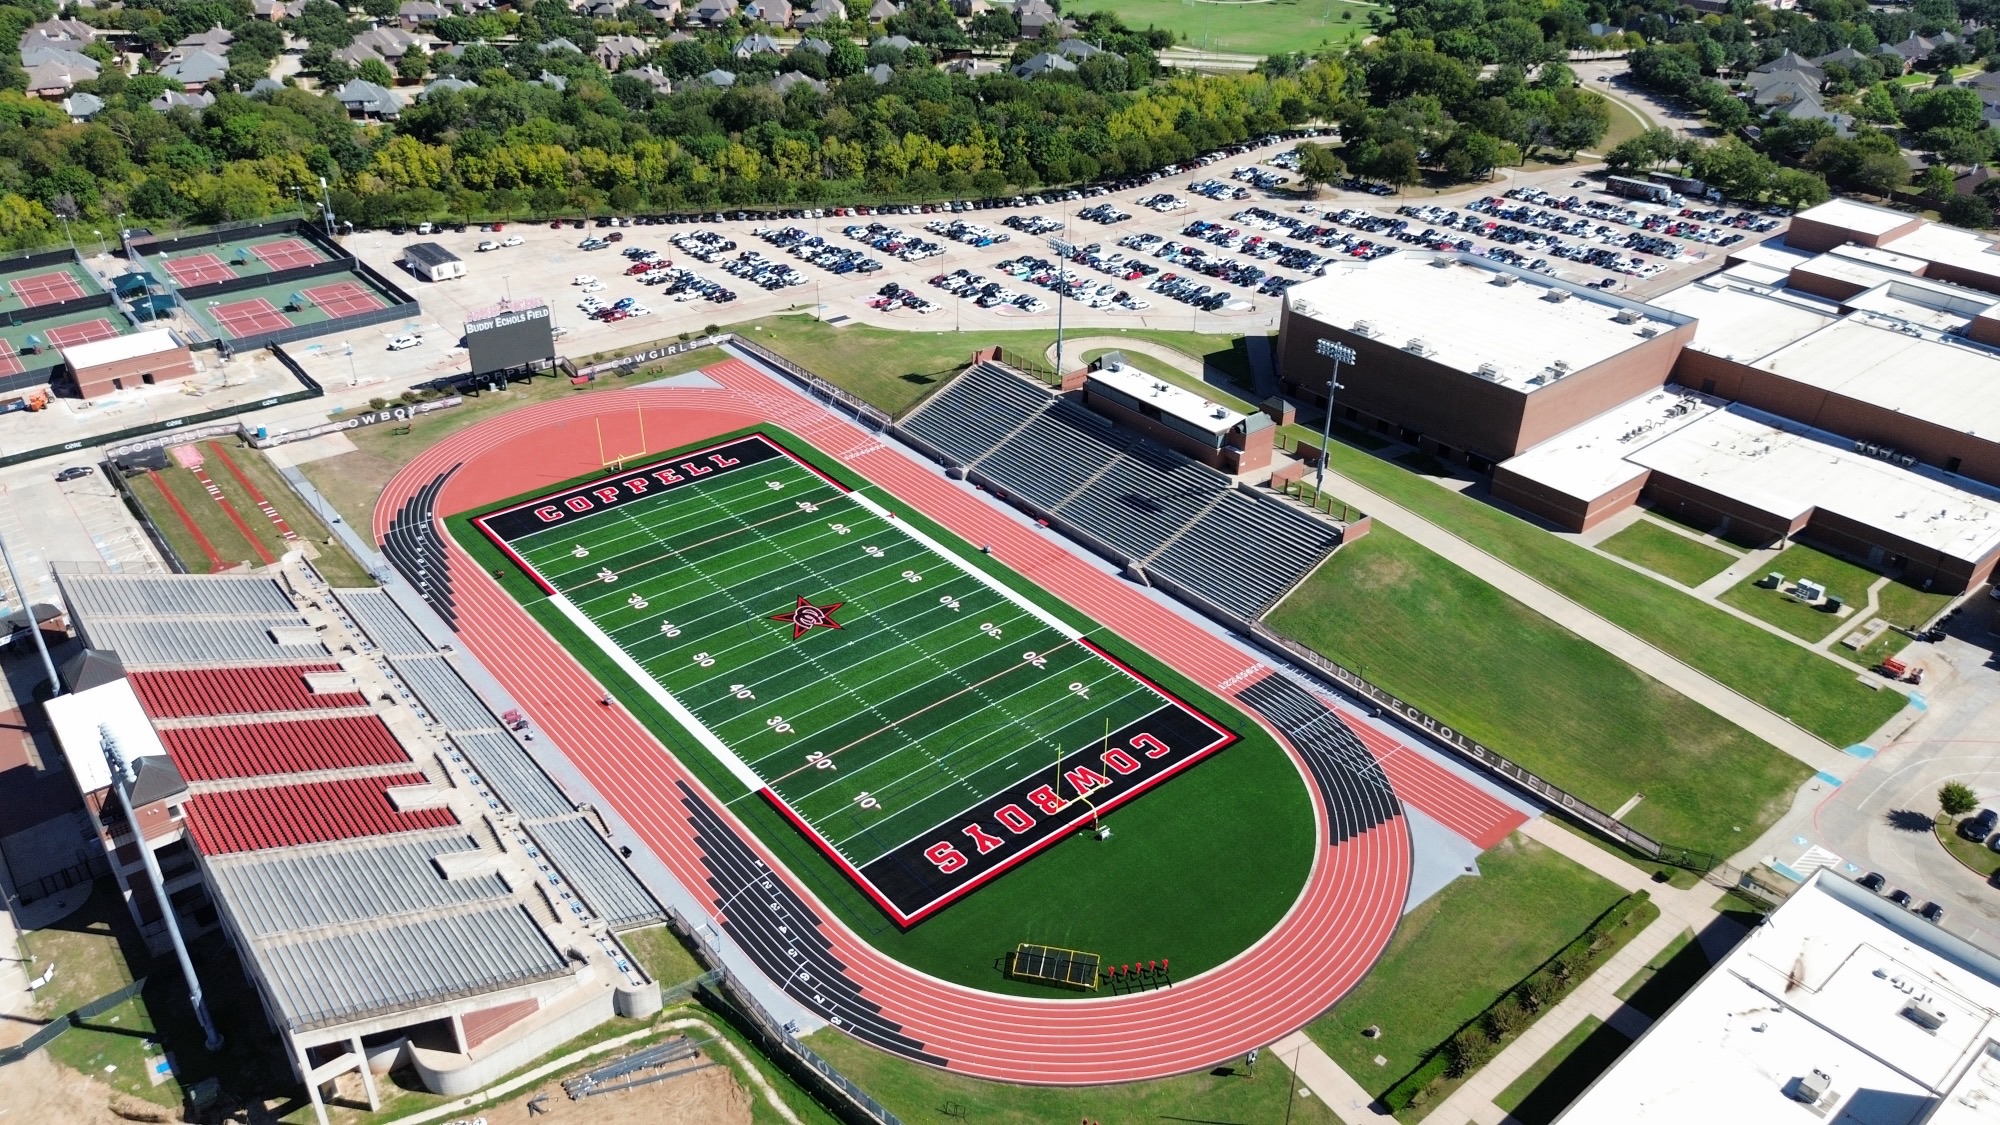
[921,218,1012,248]
[1077,203,1133,225]
[870,281,940,313]
[1467,196,1686,260]
[843,223,946,262]
[1856,869,1946,923]
[1003,214,1064,236]
[928,267,1048,312]
[721,250,806,290]
[670,230,738,263]
[750,226,884,275]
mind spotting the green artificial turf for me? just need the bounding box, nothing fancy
[1596,519,1738,588]
[1268,525,1808,854]
[1312,441,1906,747]
[1306,832,1625,1100]
[450,425,1318,996]
[1495,1016,1634,1125]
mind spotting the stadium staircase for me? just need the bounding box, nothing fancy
[897,361,1345,619]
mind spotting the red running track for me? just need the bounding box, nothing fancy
[372,357,1504,1081]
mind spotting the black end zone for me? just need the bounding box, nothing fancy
[1238,675,1401,846]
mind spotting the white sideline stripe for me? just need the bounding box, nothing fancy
[550,592,763,793]
[846,490,1080,642]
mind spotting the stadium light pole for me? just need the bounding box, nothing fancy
[1313,337,1355,498]
[0,530,57,696]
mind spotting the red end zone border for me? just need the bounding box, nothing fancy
[473,429,1241,926]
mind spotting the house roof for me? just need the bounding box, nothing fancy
[702,67,737,85]
[177,24,235,49]
[150,89,216,110]
[60,91,103,118]
[21,45,98,73]
[867,0,898,18]
[418,75,476,98]
[736,32,782,54]
[1055,37,1101,58]
[1753,48,1822,78]
[772,70,826,93]
[1012,51,1076,77]
[539,36,580,52]
[249,77,285,95]
[871,33,913,49]
[865,61,893,82]
[537,70,567,89]
[796,35,833,53]
[160,49,230,84]
[24,60,87,90]
[333,77,404,113]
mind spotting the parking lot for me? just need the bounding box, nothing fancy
[336,139,1767,378]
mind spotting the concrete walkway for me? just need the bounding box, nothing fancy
[1318,467,1857,776]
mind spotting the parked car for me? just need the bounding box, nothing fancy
[502,235,523,247]
[1857,871,1886,893]
[54,465,93,482]
[1921,901,1946,924]
[476,240,499,252]
[387,334,423,350]
[1889,889,1914,908]
[1959,808,1997,841]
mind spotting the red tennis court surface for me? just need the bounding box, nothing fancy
[9,270,85,308]
[45,318,120,350]
[0,340,22,378]
[210,297,291,339]
[163,253,237,287]
[251,238,325,270]
[304,280,387,316]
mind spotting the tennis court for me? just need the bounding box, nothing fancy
[251,238,327,270]
[45,318,122,350]
[0,340,25,378]
[302,280,386,317]
[10,270,86,308]
[163,253,237,288]
[208,296,292,339]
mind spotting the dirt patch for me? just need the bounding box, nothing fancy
[0,1050,143,1125]
[494,1063,752,1125]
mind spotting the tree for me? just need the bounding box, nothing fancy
[398,45,430,83]
[1906,86,1983,133]
[357,57,396,87]
[1769,167,1831,210]
[1296,141,1345,196]
[1850,150,1911,195]
[1940,781,1979,817]
[1943,191,1994,228]
[1918,163,1956,199]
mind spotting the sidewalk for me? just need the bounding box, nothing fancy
[1319,467,1855,777]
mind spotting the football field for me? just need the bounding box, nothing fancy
[476,433,1235,924]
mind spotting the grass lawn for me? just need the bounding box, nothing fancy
[808,1025,1345,1125]
[449,425,1317,996]
[1080,345,1258,412]
[1614,927,1713,1019]
[1268,526,1808,853]
[619,923,709,987]
[1314,440,1907,747]
[1719,543,1885,644]
[1596,518,1737,588]
[1494,1016,1634,1125]
[1306,832,1626,1103]
[1066,0,1373,55]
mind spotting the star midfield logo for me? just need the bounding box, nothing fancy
[772,596,845,639]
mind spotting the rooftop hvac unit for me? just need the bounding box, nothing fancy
[1789,1069,1833,1104]
[1614,307,1641,324]
[1476,362,1502,381]
[1904,1003,1949,1032]
[1854,439,1868,453]
[1352,320,1376,338]
[1492,273,1520,287]
[1551,360,1571,375]
[1900,454,1918,467]
[1404,338,1432,357]
[1544,289,1572,303]
[1428,255,1453,268]
[1638,326,1660,338]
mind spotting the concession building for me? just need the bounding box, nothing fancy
[1274,200,2000,592]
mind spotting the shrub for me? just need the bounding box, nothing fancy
[1381,1053,1451,1112]
[1444,1025,1497,1077]
[368,397,389,411]
[1486,996,1530,1037]
[399,389,421,404]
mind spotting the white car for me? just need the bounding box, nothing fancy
[502,235,523,247]
[580,282,604,293]
[572,275,597,286]
[387,334,422,350]
[476,240,499,252]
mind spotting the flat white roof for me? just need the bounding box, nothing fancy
[1498,387,1722,500]
[59,327,181,369]
[1758,316,2000,440]
[43,677,167,794]
[1797,196,1920,239]
[1650,280,1837,364]
[1561,872,2000,1124]
[1086,361,1244,434]
[1285,254,1684,393]
[1885,221,2000,278]
[1727,240,1815,272]
[1627,407,2000,563]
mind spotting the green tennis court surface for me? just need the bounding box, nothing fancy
[476,433,1235,924]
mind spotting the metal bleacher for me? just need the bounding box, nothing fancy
[897,361,1346,618]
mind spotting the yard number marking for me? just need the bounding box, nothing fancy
[797,500,819,513]
[979,621,1002,639]
[627,593,649,610]
[862,545,885,558]
[1023,650,1047,668]
[729,683,756,700]
[853,791,880,810]
[597,567,619,583]
[901,569,923,583]
[693,651,716,667]
[939,595,961,612]
[766,715,794,734]
[571,545,590,558]
[767,480,784,490]
[1068,681,1090,699]
[828,522,850,535]
[659,620,682,637]
[806,751,835,771]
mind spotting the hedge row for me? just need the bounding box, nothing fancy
[1381,890,1653,1113]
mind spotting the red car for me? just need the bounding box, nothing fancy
[550,220,564,229]
[626,263,651,275]
[491,222,504,231]
[607,231,624,242]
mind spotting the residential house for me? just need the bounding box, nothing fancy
[771,70,825,94]
[1751,48,1822,81]
[418,75,477,99]
[252,0,307,20]
[399,0,448,24]
[792,0,844,26]
[20,18,94,54]
[743,0,792,26]
[22,55,98,98]
[336,26,429,67]
[796,36,833,54]
[595,34,649,68]
[166,25,234,60]
[700,66,738,86]
[1745,66,1820,107]
[866,0,898,21]
[248,77,286,95]
[624,64,676,93]
[950,0,988,16]
[1769,94,1855,135]
[1011,50,1075,78]
[159,49,230,90]
[1956,164,1997,196]
[1016,0,1059,38]
[864,61,892,82]
[734,33,783,57]
[690,0,738,25]
[332,77,404,117]
[579,0,619,19]
[60,91,103,121]
[1882,31,1959,71]
[1054,37,1101,60]
[638,0,681,19]
[150,90,215,111]
[871,33,913,50]
[538,70,567,90]
[539,36,581,54]
[1812,45,1872,68]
